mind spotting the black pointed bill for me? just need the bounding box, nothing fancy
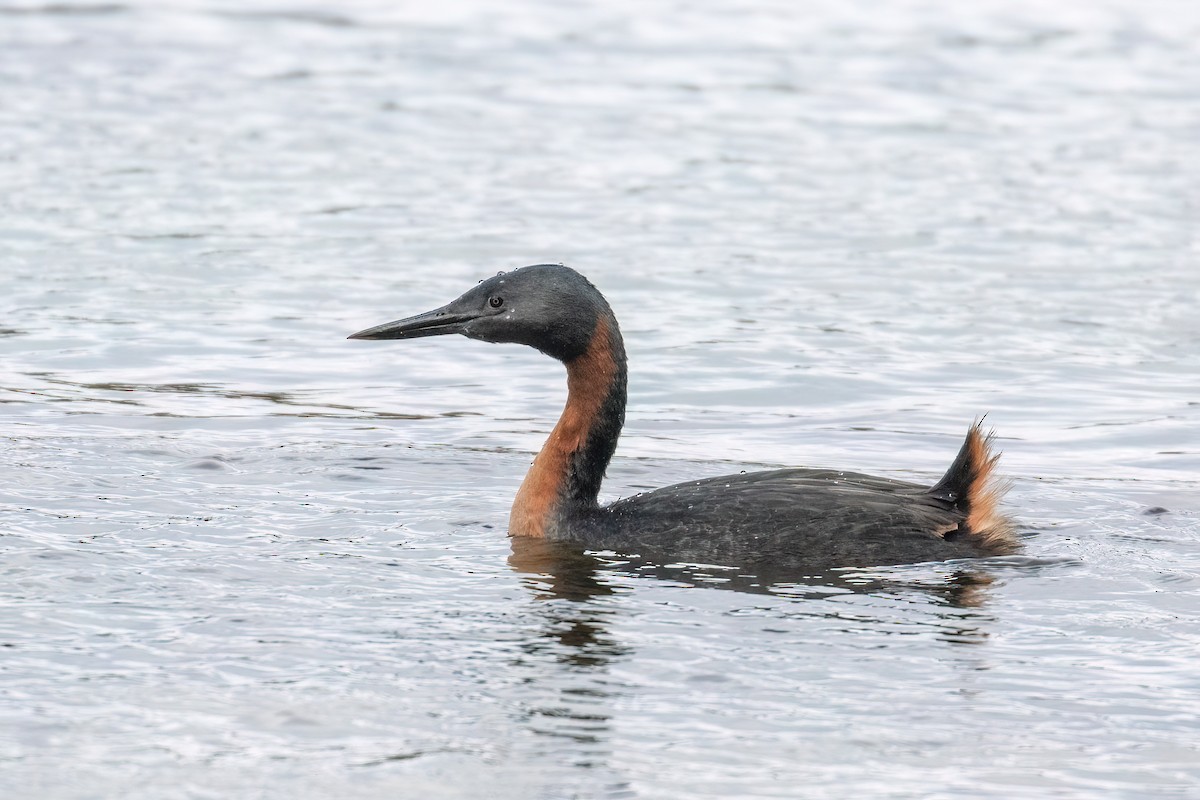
[347,305,476,340]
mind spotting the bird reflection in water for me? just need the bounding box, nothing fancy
[508,536,999,647]
[510,536,996,604]
[502,536,998,787]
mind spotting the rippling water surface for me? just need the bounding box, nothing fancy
[2,1,1199,797]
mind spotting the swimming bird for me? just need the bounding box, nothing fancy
[349,264,1017,570]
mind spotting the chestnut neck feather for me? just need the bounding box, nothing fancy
[509,316,627,538]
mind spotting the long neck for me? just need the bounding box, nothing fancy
[509,315,627,538]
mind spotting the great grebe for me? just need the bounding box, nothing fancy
[349,264,1016,569]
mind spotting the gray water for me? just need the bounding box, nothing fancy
[2,1,1199,797]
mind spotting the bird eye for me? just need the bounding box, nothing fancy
[489,296,504,308]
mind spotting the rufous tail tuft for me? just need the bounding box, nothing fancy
[927,421,1017,554]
